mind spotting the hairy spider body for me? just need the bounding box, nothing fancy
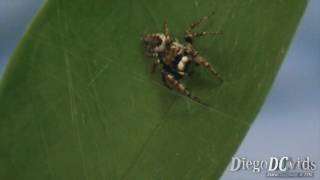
[143,14,222,105]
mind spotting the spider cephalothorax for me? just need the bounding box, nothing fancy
[143,14,223,105]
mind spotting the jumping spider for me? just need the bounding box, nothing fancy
[143,13,223,106]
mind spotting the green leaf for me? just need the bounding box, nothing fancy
[0,0,307,179]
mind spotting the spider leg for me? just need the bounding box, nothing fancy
[184,12,222,43]
[161,70,173,89]
[184,16,208,43]
[152,59,161,73]
[162,70,208,106]
[163,20,169,37]
[185,13,211,33]
[192,31,223,38]
[185,31,222,44]
[194,55,223,82]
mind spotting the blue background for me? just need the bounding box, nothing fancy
[0,0,319,179]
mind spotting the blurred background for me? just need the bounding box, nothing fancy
[0,0,319,179]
